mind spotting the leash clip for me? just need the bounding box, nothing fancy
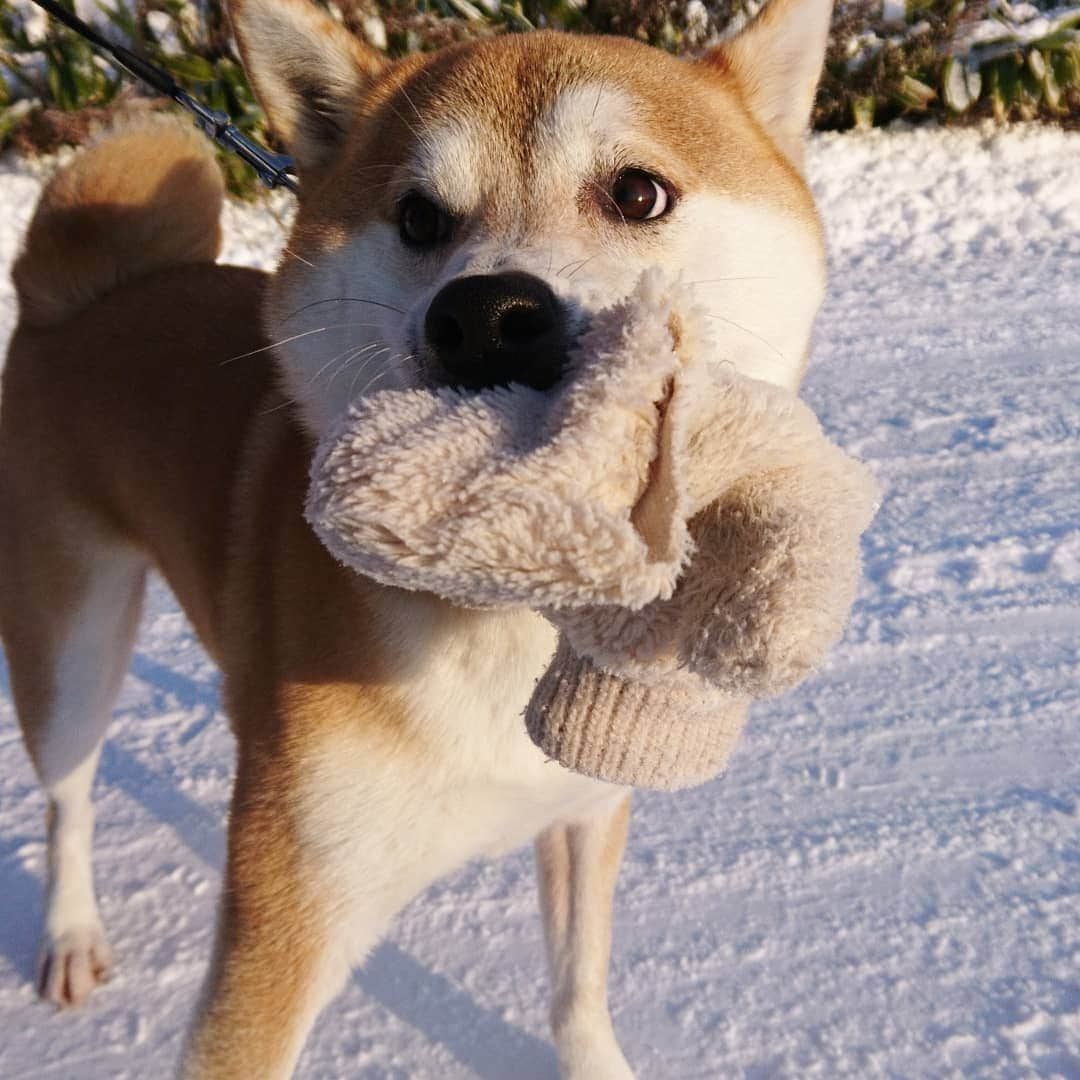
[176,91,298,192]
[26,0,299,194]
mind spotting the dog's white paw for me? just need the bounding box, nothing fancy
[38,925,113,1007]
[555,1015,635,1080]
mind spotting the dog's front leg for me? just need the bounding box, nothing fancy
[179,750,352,1080]
[536,793,634,1080]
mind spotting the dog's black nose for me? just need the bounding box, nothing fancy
[424,272,567,391]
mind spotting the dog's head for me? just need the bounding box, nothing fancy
[230,0,831,436]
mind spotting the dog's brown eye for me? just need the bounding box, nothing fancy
[399,193,452,248]
[610,169,671,222]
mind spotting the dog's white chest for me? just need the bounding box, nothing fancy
[295,603,618,937]
[396,605,611,814]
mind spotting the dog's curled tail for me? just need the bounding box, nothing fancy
[13,115,224,328]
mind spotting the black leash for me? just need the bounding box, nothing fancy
[27,0,298,192]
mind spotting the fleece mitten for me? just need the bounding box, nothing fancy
[307,272,878,789]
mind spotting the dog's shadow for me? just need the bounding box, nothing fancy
[0,837,42,985]
[0,653,45,984]
[0,650,558,1079]
[356,943,559,1079]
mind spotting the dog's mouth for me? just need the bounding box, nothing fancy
[415,335,582,395]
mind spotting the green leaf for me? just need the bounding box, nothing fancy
[445,0,485,20]
[499,2,534,31]
[1018,66,1042,119]
[1059,44,1080,89]
[166,53,217,83]
[1043,61,1063,111]
[988,64,1007,122]
[894,74,936,109]
[1051,45,1079,90]
[45,58,62,107]
[97,0,137,40]
[996,55,1021,111]
[1030,29,1080,52]
[851,95,876,129]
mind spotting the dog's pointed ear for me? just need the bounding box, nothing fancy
[229,0,386,173]
[700,0,833,168]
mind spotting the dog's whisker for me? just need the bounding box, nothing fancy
[348,350,411,400]
[324,352,366,392]
[566,251,604,280]
[399,84,426,127]
[349,162,411,172]
[387,102,424,142]
[345,167,436,195]
[333,342,391,384]
[687,276,779,286]
[352,349,406,401]
[591,84,603,121]
[557,251,600,278]
[281,246,315,269]
[704,312,788,364]
[282,296,407,322]
[355,365,398,400]
[556,255,586,278]
[306,352,354,390]
[257,393,301,417]
[588,179,628,226]
[385,99,438,158]
[347,357,377,401]
[306,340,387,389]
[348,341,388,357]
[371,180,438,199]
[224,322,391,366]
[329,345,392,392]
[222,326,329,365]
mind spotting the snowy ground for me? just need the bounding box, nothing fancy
[1,122,1078,1078]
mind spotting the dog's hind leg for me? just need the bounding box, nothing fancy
[536,793,634,1080]
[0,521,146,1007]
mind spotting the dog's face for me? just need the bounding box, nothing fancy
[230,0,832,437]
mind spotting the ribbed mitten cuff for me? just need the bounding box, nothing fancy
[525,636,749,790]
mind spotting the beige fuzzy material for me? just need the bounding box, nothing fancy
[307,272,878,789]
[526,638,750,790]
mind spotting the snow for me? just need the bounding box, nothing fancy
[961,4,1080,51]
[1,122,1079,1077]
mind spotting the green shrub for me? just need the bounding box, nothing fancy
[1,0,1077,196]
[818,0,1080,130]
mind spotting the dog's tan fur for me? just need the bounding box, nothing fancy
[0,1,834,1074]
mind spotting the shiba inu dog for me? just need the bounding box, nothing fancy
[0,0,833,1074]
